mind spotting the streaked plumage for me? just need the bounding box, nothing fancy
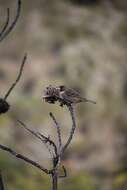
[43,85,96,105]
[58,85,96,104]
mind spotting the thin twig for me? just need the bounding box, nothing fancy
[62,105,76,153]
[0,8,10,39]
[0,172,5,190]
[0,0,21,42]
[49,112,62,154]
[17,120,55,158]
[0,144,49,174]
[38,132,58,157]
[4,54,27,100]
[17,120,45,143]
[59,165,67,178]
[17,120,58,158]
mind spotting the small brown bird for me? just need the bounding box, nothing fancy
[58,85,96,105]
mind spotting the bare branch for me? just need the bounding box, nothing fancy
[38,132,58,157]
[0,172,5,190]
[17,120,54,158]
[4,53,27,100]
[49,112,62,154]
[17,120,45,143]
[0,8,10,39]
[0,144,49,174]
[59,165,67,178]
[51,170,58,190]
[62,105,76,153]
[0,0,21,42]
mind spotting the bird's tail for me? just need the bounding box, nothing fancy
[83,98,96,104]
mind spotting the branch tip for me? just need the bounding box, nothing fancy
[0,0,22,42]
[59,165,67,178]
[4,53,27,100]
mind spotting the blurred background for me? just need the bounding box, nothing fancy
[0,0,127,189]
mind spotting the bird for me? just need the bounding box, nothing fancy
[57,85,96,105]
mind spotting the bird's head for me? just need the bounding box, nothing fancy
[59,85,66,91]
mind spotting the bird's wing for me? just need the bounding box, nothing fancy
[65,88,81,98]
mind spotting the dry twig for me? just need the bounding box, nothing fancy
[0,8,10,39]
[4,54,27,100]
[0,144,49,174]
[62,105,76,153]
[17,120,56,158]
[0,54,27,115]
[59,165,67,178]
[49,112,62,154]
[38,132,58,158]
[0,0,21,42]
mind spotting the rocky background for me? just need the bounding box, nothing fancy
[0,0,127,190]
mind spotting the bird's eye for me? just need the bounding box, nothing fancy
[60,85,65,91]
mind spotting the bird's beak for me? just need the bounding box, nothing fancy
[43,95,51,99]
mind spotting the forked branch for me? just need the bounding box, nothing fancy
[17,120,57,158]
[0,0,21,42]
[38,132,58,157]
